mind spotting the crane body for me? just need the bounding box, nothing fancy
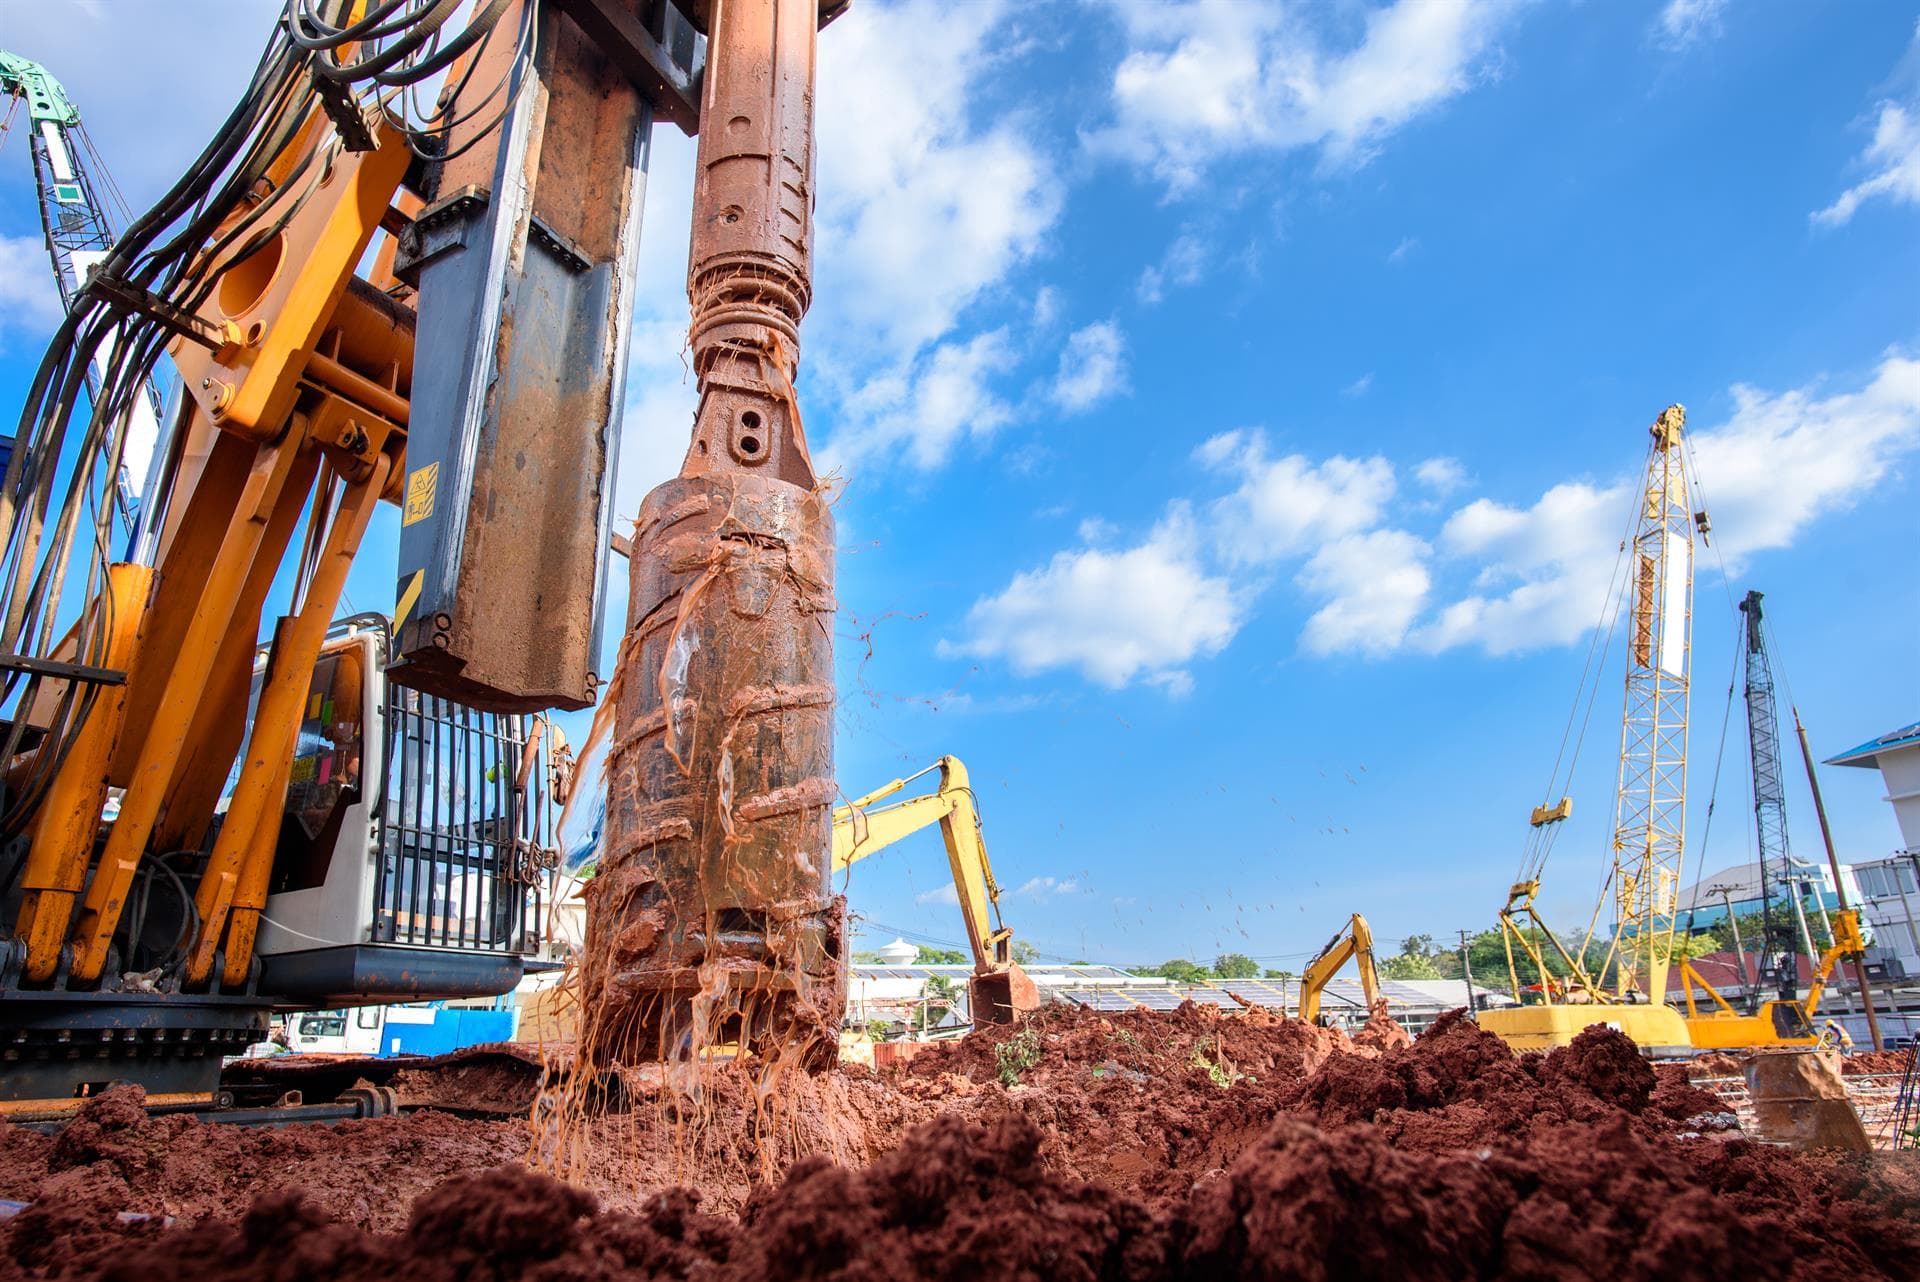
[1,50,163,533]
[1674,592,1866,1050]
[0,1,847,1108]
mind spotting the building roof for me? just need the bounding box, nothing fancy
[1827,720,1920,769]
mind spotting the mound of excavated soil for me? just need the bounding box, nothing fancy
[1843,1048,1916,1077]
[4,1008,1917,1281]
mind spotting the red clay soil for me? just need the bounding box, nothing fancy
[1843,1047,1916,1076]
[1690,1047,1916,1079]
[4,1008,1918,1281]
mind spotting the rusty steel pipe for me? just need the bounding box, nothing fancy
[585,0,842,1069]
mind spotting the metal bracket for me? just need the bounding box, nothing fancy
[84,273,232,354]
[312,76,378,152]
[0,652,127,686]
[392,186,488,285]
[551,0,705,135]
[528,215,591,274]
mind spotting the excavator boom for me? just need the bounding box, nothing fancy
[833,756,1037,1024]
[1299,913,1382,1025]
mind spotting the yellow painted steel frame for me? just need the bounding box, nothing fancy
[29,113,416,989]
[1495,879,1608,1008]
[1677,910,1864,1051]
[1299,912,1382,1024]
[831,756,1016,976]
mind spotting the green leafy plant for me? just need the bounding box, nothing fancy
[996,1027,1042,1086]
[1189,1035,1246,1089]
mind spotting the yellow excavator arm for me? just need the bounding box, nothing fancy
[832,756,1036,1024]
[1298,913,1382,1024]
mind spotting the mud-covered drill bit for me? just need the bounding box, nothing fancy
[583,0,843,1071]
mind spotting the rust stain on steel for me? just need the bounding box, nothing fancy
[584,0,841,1070]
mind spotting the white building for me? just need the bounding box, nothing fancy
[1827,720,1920,980]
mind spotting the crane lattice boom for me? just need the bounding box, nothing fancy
[1611,405,1695,1004]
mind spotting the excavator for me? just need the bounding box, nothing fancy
[1675,909,1864,1050]
[0,0,849,1112]
[833,756,1038,1025]
[1297,912,1384,1027]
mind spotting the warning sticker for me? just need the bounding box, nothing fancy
[402,462,439,527]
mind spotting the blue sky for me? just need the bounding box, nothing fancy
[2,1,1917,970]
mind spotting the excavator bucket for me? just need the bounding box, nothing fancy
[969,965,1041,1026]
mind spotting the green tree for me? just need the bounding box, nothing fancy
[1379,951,1443,980]
[922,975,958,1027]
[1213,952,1260,978]
[915,946,967,965]
[1135,958,1212,984]
[1011,940,1040,965]
[1400,934,1438,959]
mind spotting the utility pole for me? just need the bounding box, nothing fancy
[1714,886,1756,999]
[1794,705,1884,1051]
[1458,929,1478,1014]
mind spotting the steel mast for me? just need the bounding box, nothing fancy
[1,50,163,530]
[1610,405,1696,1005]
[1741,590,1801,1004]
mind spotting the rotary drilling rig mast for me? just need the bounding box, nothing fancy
[1741,590,1804,1004]
[584,0,844,1069]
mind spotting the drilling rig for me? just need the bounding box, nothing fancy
[0,0,848,1112]
[581,0,845,1071]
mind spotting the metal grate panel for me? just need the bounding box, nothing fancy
[372,687,550,952]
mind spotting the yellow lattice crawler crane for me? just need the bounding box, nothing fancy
[1480,406,1699,1056]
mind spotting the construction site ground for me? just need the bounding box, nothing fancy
[1,1005,1916,1280]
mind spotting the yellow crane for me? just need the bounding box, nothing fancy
[1482,406,1700,1054]
[1297,913,1384,1025]
[834,756,1037,1025]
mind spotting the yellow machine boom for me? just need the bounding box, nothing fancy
[833,756,1037,1025]
[1298,913,1383,1025]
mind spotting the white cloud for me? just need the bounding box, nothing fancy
[1016,876,1081,900]
[1655,0,1728,50]
[1413,478,1628,655]
[1690,355,1920,560]
[1032,286,1062,329]
[1051,321,1129,412]
[1197,429,1397,565]
[1414,457,1468,494]
[0,235,65,338]
[1298,530,1432,657]
[1812,101,1920,228]
[1096,0,1526,188]
[1342,373,1375,398]
[1387,236,1420,264]
[1136,232,1208,304]
[1416,356,1920,655]
[813,0,1061,358]
[915,883,962,907]
[941,504,1240,691]
[823,329,1017,472]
